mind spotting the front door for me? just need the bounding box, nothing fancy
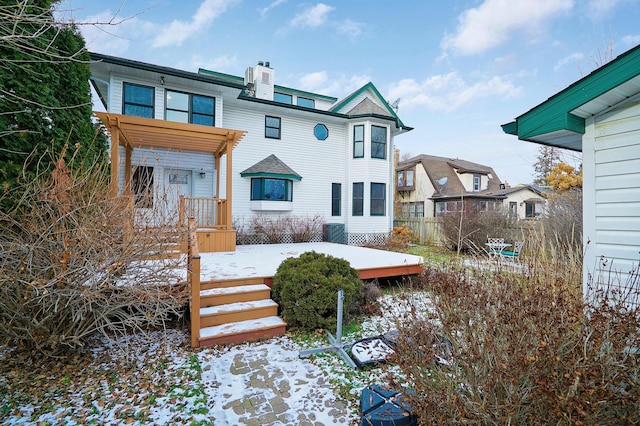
[163,168,192,223]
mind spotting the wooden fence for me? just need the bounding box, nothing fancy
[394,218,442,245]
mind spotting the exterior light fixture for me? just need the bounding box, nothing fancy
[160,76,165,85]
[199,169,206,178]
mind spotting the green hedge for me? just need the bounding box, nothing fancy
[272,251,362,331]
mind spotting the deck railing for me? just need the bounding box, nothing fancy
[179,196,228,229]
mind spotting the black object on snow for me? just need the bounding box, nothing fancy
[360,384,417,426]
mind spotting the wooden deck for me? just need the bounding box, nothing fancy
[188,242,424,348]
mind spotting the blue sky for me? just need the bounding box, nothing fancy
[58,0,640,185]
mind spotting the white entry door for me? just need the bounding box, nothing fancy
[163,168,193,223]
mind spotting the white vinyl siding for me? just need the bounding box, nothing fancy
[586,101,640,299]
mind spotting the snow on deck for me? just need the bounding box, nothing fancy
[200,299,277,316]
[192,242,423,281]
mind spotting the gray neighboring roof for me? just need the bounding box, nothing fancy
[397,154,503,198]
[240,154,302,181]
[495,184,547,198]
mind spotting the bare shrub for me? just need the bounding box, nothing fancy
[288,215,323,243]
[358,280,382,315]
[540,189,583,257]
[235,214,323,244]
[388,255,640,424]
[0,148,188,356]
[440,208,513,254]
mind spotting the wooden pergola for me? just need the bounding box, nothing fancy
[94,112,246,231]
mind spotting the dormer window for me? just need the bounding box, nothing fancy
[274,92,292,104]
[397,169,415,190]
[473,175,481,191]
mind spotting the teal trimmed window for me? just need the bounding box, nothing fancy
[314,124,328,141]
[251,178,292,201]
[297,97,315,108]
[123,82,154,118]
[352,182,364,216]
[265,116,281,139]
[332,183,341,216]
[353,125,364,158]
[370,182,386,216]
[274,92,293,104]
[165,90,215,126]
[371,125,387,159]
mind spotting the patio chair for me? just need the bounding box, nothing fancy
[499,241,524,260]
[486,237,505,256]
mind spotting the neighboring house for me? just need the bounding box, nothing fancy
[502,43,640,301]
[90,53,411,247]
[395,154,545,219]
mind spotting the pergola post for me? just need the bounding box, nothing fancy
[109,129,120,198]
[225,135,233,231]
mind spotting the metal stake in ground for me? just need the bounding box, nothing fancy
[299,289,357,368]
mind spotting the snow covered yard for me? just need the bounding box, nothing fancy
[0,291,431,425]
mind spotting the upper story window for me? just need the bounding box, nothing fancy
[123,82,154,118]
[371,125,387,159]
[251,178,292,201]
[265,116,281,139]
[370,182,386,216]
[297,97,315,108]
[397,169,415,189]
[353,125,364,158]
[473,175,481,191]
[165,90,215,126]
[274,92,293,104]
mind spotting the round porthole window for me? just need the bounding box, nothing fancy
[314,123,328,141]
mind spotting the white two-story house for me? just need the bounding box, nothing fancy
[89,53,412,248]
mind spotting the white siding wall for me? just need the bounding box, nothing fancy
[221,105,349,225]
[586,101,640,298]
[106,71,396,238]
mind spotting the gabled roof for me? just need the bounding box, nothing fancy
[495,184,547,198]
[240,154,302,181]
[397,154,503,198]
[331,82,408,129]
[502,44,640,151]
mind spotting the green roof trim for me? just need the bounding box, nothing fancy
[240,172,302,181]
[503,44,640,150]
[198,68,337,102]
[90,52,245,89]
[331,82,407,129]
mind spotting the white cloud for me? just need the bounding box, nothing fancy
[290,3,334,28]
[387,72,522,112]
[553,52,585,71]
[441,0,574,56]
[585,0,623,18]
[260,0,287,18]
[74,10,154,55]
[336,19,364,40]
[621,34,640,46]
[297,71,370,97]
[152,0,240,48]
[184,53,239,73]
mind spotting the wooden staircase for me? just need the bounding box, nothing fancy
[186,218,286,348]
[196,277,287,347]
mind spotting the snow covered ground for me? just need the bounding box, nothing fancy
[0,292,432,425]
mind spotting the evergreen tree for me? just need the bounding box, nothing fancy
[532,145,560,186]
[0,0,107,209]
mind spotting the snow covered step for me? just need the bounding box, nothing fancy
[200,299,279,327]
[200,277,269,291]
[199,316,287,346]
[200,284,272,307]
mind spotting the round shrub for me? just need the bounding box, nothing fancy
[272,251,362,331]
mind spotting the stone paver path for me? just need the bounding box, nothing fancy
[199,337,349,425]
